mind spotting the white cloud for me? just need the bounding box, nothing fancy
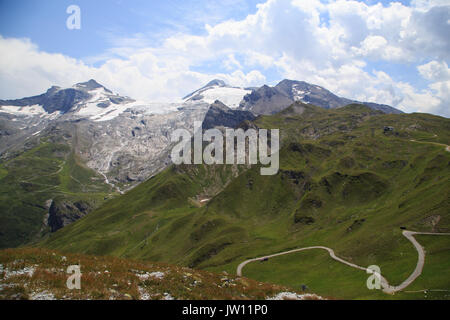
[352,35,405,61]
[411,0,450,11]
[224,54,242,70]
[418,60,450,81]
[0,36,93,98]
[0,36,263,102]
[224,70,267,87]
[244,52,275,69]
[416,60,450,116]
[401,5,450,61]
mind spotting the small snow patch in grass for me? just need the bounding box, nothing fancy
[30,290,55,300]
[136,271,165,281]
[3,266,36,279]
[267,292,324,300]
[150,271,165,279]
[163,292,174,300]
[138,286,151,300]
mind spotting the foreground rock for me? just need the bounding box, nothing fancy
[0,248,314,300]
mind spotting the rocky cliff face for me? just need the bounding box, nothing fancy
[202,100,256,130]
[47,199,93,232]
[239,85,294,115]
[239,79,402,115]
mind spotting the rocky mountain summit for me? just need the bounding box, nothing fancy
[202,100,256,130]
[239,79,402,115]
[0,79,135,115]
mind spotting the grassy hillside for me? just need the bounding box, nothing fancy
[243,234,450,300]
[39,103,450,299]
[0,139,113,248]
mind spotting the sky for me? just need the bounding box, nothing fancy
[0,0,449,116]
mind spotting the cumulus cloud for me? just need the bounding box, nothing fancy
[401,5,450,61]
[412,0,450,11]
[352,35,404,61]
[418,61,450,81]
[416,60,450,116]
[0,36,93,98]
[0,36,264,101]
[0,0,449,116]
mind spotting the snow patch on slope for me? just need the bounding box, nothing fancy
[292,84,310,103]
[0,104,61,120]
[75,87,114,117]
[74,87,183,122]
[89,102,181,122]
[0,104,47,117]
[184,85,251,109]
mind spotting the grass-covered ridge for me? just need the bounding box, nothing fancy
[0,140,113,248]
[39,103,450,299]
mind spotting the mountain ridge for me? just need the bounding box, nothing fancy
[1,78,404,118]
[0,79,131,115]
[239,79,403,115]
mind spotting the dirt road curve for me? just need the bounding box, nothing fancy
[409,139,450,153]
[236,230,450,294]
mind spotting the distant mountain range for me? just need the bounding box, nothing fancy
[0,78,409,248]
[183,78,402,115]
[0,78,402,120]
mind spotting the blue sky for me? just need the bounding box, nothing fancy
[0,0,263,60]
[0,0,411,57]
[0,0,448,116]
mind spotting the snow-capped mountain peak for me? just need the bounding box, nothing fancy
[0,80,144,122]
[182,79,251,109]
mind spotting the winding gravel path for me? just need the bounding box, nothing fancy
[409,139,450,153]
[236,230,450,294]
